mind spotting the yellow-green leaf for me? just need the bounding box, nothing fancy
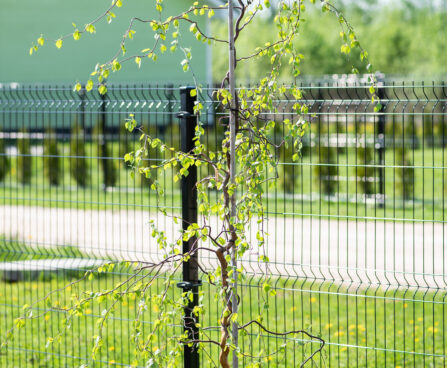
[98,85,107,95]
[85,80,94,92]
[73,30,81,41]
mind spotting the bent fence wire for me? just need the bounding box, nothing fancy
[0,81,446,367]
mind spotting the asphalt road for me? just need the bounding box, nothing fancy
[1,205,446,289]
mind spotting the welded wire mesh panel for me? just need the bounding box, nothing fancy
[215,80,446,367]
[0,81,446,367]
[0,84,184,366]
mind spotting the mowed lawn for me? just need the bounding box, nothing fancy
[1,245,446,367]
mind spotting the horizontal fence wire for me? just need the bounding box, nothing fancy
[0,80,446,367]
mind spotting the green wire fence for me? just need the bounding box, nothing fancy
[0,79,446,367]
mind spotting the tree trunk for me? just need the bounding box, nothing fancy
[227,1,238,367]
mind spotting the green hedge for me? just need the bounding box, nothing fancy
[0,138,10,182]
[69,124,89,187]
[17,129,32,185]
[43,129,61,186]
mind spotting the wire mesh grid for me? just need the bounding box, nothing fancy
[0,81,446,367]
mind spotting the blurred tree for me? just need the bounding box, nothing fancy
[314,121,338,196]
[355,128,375,196]
[0,137,10,182]
[394,119,415,200]
[70,123,89,187]
[43,128,61,186]
[279,133,300,194]
[212,1,447,79]
[423,113,435,148]
[93,119,117,188]
[17,129,32,185]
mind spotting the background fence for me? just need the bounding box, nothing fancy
[0,80,446,367]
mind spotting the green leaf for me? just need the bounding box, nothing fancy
[85,80,94,92]
[262,282,271,294]
[73,30,81,41]
[98,85,107,95]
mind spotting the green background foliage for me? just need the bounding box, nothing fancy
[212,1,447,81]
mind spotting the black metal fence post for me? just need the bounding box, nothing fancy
[79,86,86,130]
[177,86,200,368]
[376,76,386,206]
[99,90,107,191]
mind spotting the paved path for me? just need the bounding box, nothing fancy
[1,205,446,289]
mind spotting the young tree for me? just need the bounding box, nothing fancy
[7,1,379,367]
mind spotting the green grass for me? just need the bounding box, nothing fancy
[1,244,446,367]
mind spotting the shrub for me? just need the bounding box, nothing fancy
[314,122,338,196]
[278,125,301,194]
[69,123,89,187]
[435,115,446,148]
[356,140,376,195]
[94,119,117,188]
[423,113,434,147]
[393,119,415,200]
[395,148,415,200]
[0,137,10,182]
[43,128,61,186]
[17,129,32,185]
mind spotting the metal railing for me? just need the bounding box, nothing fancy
[0,81,446,367]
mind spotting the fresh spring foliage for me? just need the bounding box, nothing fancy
[4,1,379,367]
